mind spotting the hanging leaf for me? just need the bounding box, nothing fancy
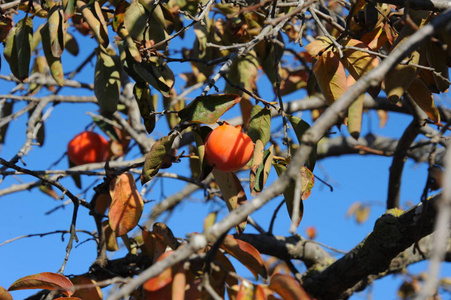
[286,115,316,171]
[178,94,241,124]
[123,0,149,41]
[109,172,144,236]
[0,14,13,43]
[250,142,274,196]
[93,192,112,215]
[220,235,267,280]
[279,68,309,96]
[407,78,440,123]
[41,24,64,85]
[341,38,380,79]
[0,101,13,144]
[48,6,66,58]
[102,220,118,251]
[94,47,121,116]
[141,133,177,184]
[142,227,167,263]
[143,251,176,293]
[77,0,109,47]
[70,276,103,300]
[15,17,33,80]
[425,39,450,93]
[64,32,79,56]
[304,36,333,57]
[212,169,248,233]
[313,50,347,104]
[192,126,213,180]
[133,60,173,97]
[346,76,365,139]
[268,273,311,300]
[247,105,271,146]
[138,0,168,49]
[133,82,156,133]
[8,272,74,296]
[3,26,19,79]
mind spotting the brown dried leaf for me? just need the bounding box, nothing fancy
[407,78,440,123]
[108,172,144,236]
[70,276,103,300]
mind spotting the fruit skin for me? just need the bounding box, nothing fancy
[204,124,255,172]
[67,131,109,165]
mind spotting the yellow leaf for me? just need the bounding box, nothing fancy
[313,51,347,104]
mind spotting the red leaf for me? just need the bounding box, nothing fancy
[221,235,267,279]
[109,172,144,236]
[143,251,175,292]
[8,272,74,296]
[268,273,311,300]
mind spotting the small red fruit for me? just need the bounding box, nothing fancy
[67,131,109,165]
[204,123,255,172]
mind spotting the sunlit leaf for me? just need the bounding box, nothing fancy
[355,205,370,224]
[212,170,247,233]
[133,82,156,133]
[113,0,129,32]
[268,273,311,300]
[70,276,103,300]
[313,51,347,104]
[346,76,365,140]
[221,235,267,280]
[141,133,177,184]
[77,0,109,47]
[279,68,308,96]
[3,26,19,78]
[0,286,13,300]
[153,223,180,250]
[142,227,167,263]
[143,251,175,292]
[41,24,64,85]
[236,282,267,300]
[203,212,217,232]
[408,78,440,123]
[304,36,333,57]
[102,219,119,251]
[341,39,380,79]
[109,172,144,236]
[48,6,66,58]
[94,47,121,116]
[247,105,271,146]
[178,94,241,124]
[38,182,59,200]
[8,272,74,296]
[94,192,111,216]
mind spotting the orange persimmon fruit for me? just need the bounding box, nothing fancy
[67,131,109,165]
[204,123,255,172]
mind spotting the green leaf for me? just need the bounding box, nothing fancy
[133,60,173,97]
[192,126,213,180]
[77,0,109,47]
[212,169,247,233]
[133,82,156,133]
[286,115,316,171]
[0,100,13,144]
[94,48,121,116]
[141,133,177,184]
[64,32,79,56]
[48,6,66,58]
[3,26,20,78]
[250,142,273,196]
[15,17,33,80]
[41,24,64,85]
[247,105,271,146]
[178,94,241,124]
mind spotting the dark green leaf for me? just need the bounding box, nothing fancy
[0,101,13,144]
[15,17,33,80]
[65,32,79,56]
[247,105,271,146]
[192,126,213,180]
[133,61,173,97]
[94,48,121,116]
[287,114,317,171]
[3,26,20,78]
[141,133,177,184]
[133,82,156,133]
[178,94,241,124]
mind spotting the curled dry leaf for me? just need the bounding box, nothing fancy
[8,272,74,296]
[109,172,144,236]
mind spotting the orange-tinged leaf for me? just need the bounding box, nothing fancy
[212,170,247,233]
[268,273,310,300]
[143,251,175,292]
[142,227,167,263]
[171,263,186,300]
[221,235,267,279]
[313,51,347,104]
[304,36,333,57]
[341,39,379,79]
[408,78,440,123]
[300,167,315,200]
[237,282,267,300]
[0,286,13,300]
[109,172,144,236]
[8,272,74,296]
[70,276,103,300]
